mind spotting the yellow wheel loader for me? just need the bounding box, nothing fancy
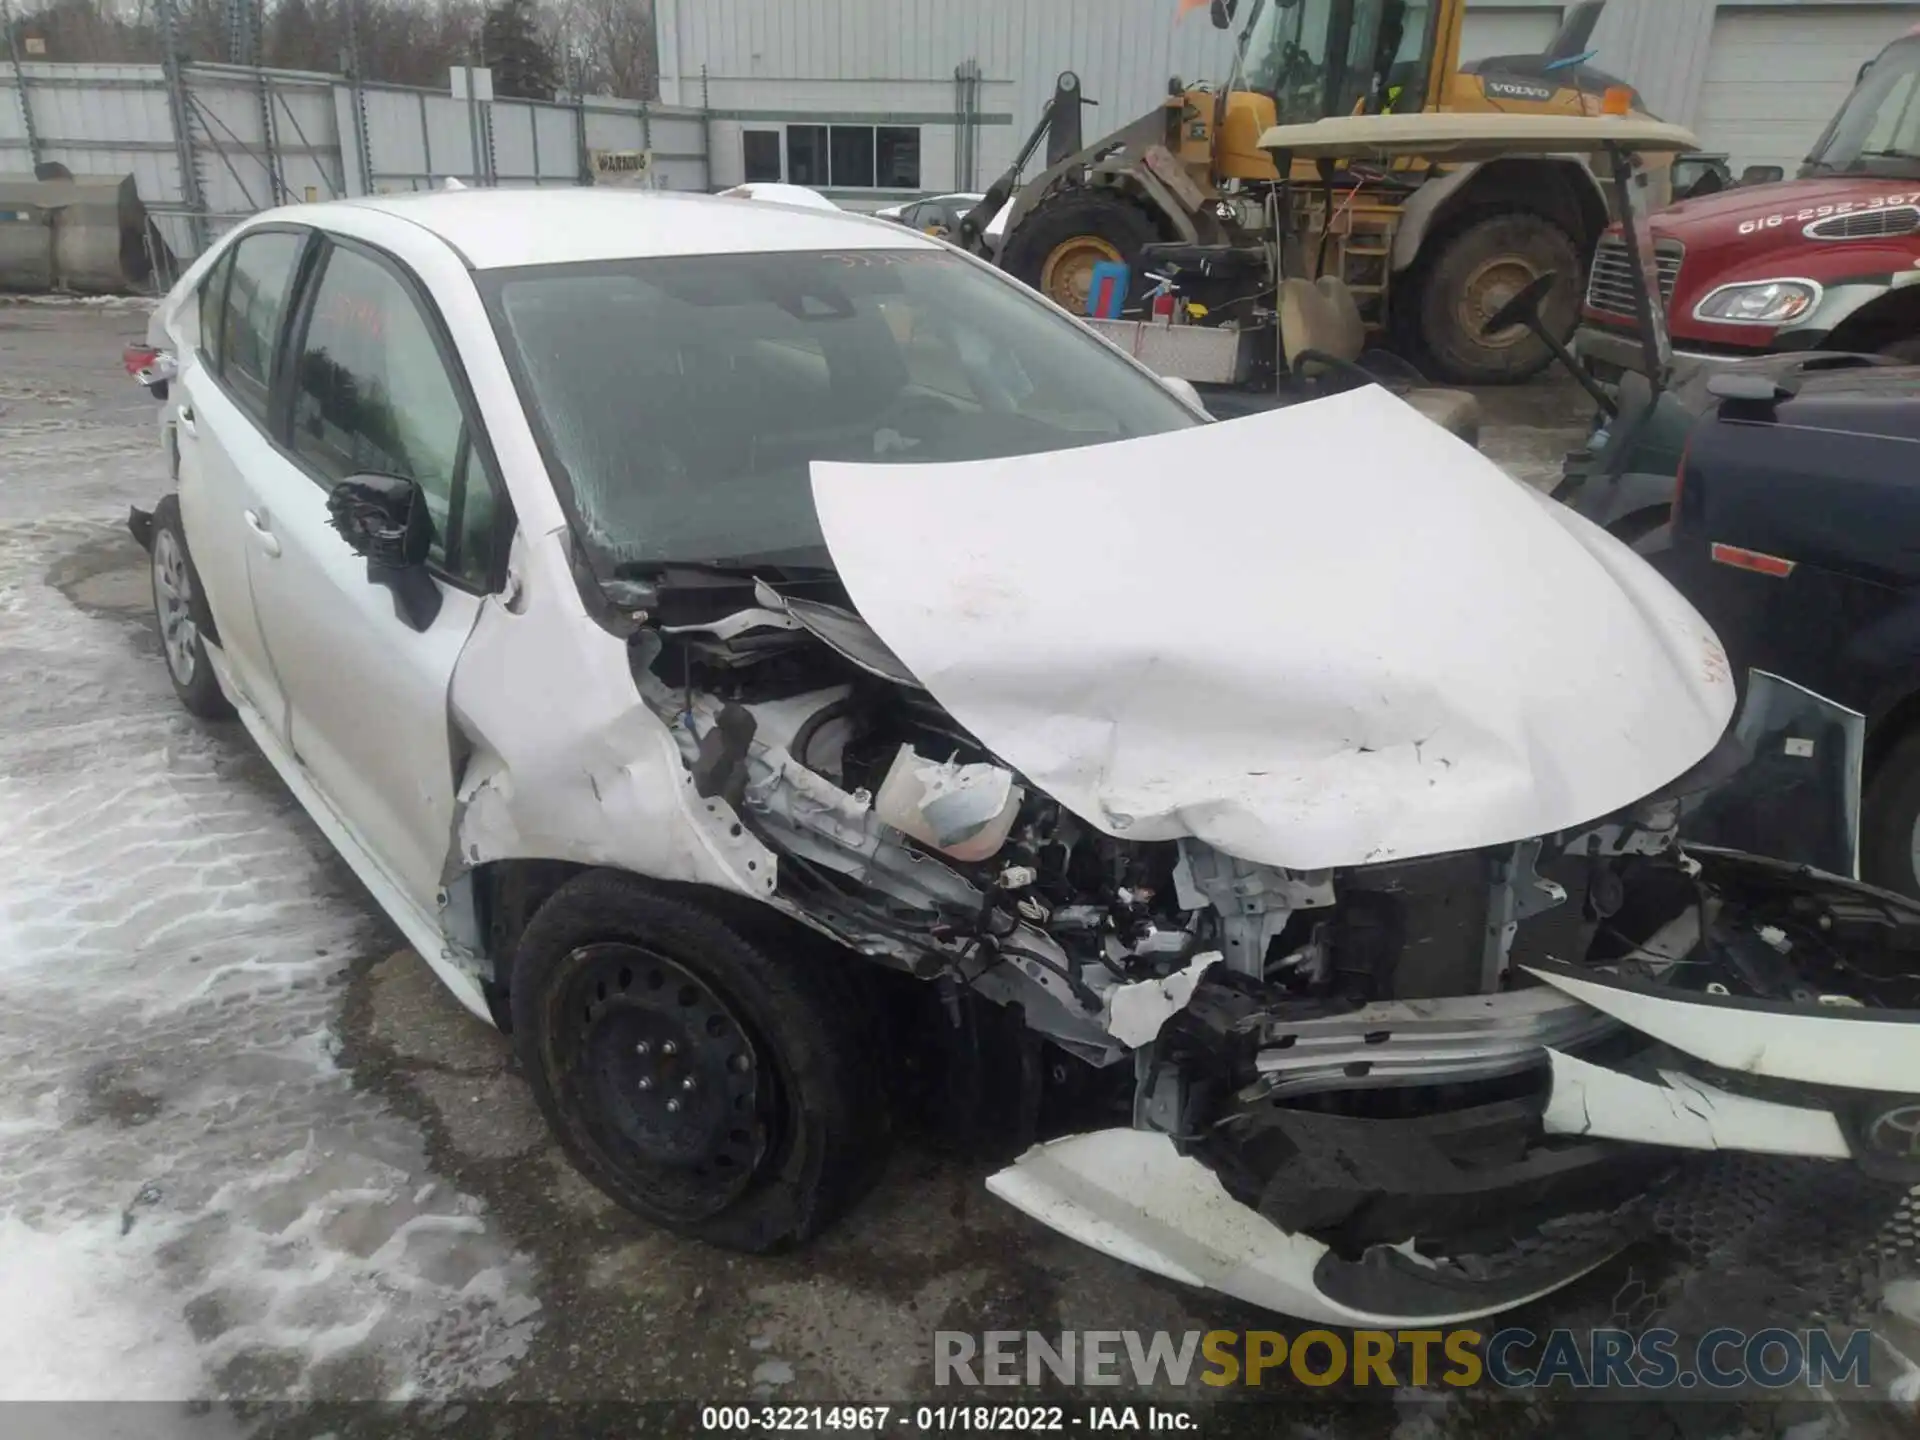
[959,0,1662,386]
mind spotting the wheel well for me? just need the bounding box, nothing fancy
[472,859,591,1009]
[469,859,866,1028]
[1426,159,1609,258]
[1867,689,1920,783]
[1825,286,1920,355]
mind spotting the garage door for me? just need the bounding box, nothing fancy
[1460,6,1565,64]
[1694,5,1917,175]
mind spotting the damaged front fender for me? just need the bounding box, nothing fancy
[447,528,779,904]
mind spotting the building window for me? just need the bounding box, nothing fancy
[742,130,782,183]
[876,127,921,188]
[784,124,923,191]
[787,125,828,186]
[827,126,874,188]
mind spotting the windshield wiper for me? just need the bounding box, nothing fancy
[615,556,836,580]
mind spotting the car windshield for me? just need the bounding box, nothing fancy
[482,249,1199,575]
[1803,35,1920,179]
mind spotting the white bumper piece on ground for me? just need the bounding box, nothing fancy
[984,1129,1620,1327]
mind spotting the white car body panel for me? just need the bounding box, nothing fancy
[174,358,286,726]
[445,529,779,902]
[203,637,496,1020]
[246,462,486,913]
[716,182,841,210]
[1527,963,1920,1092]
[1541,1050,1854,1158]
[811,384,1737,872]
[985,1129,1625,1326]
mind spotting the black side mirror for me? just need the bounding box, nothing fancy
[326,474,442,631]
[1739,165,1784,187]
[1209,0,1236,30]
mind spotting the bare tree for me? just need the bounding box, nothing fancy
[8,0,504,87]
[548,0,653,100]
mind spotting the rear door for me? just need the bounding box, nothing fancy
[241,232,512,914]
[173,226,313,733]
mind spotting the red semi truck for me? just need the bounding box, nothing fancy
[1577,22,1920,381]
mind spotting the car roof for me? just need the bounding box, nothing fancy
[330,187,942,270]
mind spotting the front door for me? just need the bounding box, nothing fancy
[243,235,511,915]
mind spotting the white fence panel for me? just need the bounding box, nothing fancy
[0,61,713,272]
[535,105,578,178]
[490,101,540,180]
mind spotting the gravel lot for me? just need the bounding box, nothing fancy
[2,300,1916,1437]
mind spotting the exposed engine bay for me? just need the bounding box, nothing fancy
[624,565,1920,1321]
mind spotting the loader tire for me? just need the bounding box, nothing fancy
[1001,191,1159,315]
[1414,211,1582,385]
[511,871,892,1253]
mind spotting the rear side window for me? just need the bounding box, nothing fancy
[196,250,231,369]
[218,231,304,424]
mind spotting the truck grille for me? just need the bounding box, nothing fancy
[1585,235,1685,318]
[1806,204,1920,240]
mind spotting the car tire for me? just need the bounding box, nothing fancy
[1000,191,1159,315]
[1862,729,1920,899]
[1879,338,1920,363]
[149,493,234,721]
[510,870,891,1253]
[1414,211,1583,385]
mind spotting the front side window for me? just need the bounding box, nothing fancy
[218,230,304,422]
[483,248,1199,578]
[290,243,501,587]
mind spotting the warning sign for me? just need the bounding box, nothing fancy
[590,150,654,187]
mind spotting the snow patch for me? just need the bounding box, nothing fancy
[0,1212,205,1400]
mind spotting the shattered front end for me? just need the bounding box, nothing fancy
[984,675,1920,1324]
[519,394,1920,1325]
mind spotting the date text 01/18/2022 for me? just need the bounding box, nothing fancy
[700,1406,1197,1432]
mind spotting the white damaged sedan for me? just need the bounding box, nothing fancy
[131,188,1920,1326]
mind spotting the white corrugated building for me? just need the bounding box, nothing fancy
[652,0,1919,208]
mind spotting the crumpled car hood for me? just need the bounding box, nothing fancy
[810,386,1735,871]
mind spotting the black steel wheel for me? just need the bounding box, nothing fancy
[565,942,775,1221]
[511,871,890,1252]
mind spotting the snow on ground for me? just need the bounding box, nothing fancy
[0,313,539,1402]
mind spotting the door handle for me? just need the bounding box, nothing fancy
[243,508,282,558]
[176,404,197,438]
